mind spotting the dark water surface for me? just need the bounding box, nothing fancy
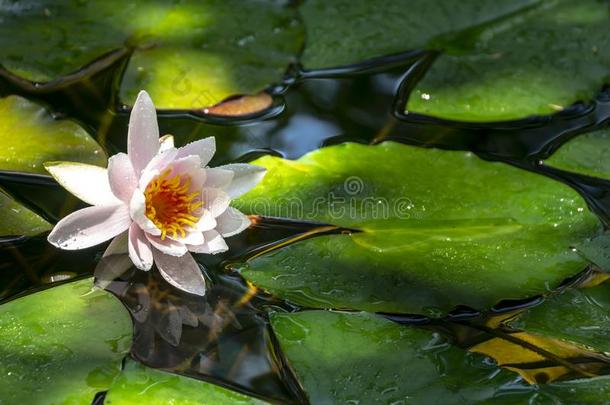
[1,47,610,404]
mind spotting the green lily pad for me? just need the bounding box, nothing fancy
[545,128,610,180]
[0,278,132,404]
[407,0,610,122]
[270,310,610,404]
[0,189,50,236]
[301,0,610,122]
[512,282,610,354]
[300,0,537,69]
[105,359,267,405]
[0,95,106,174]
[0,1,302,109]
[233,142,601,314]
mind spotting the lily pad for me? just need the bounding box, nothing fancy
[0,95,106,174]
[512,282,610,355]
[300,0,537,69]
[0,0,302,109]
[0,278,132,404]
[0,190,50,236]
[270,310,610,404]
[232,142,601,314]
[301,0,610,122]
[545,128,610,180]
[105,359,267,405]
[407,0,610,122]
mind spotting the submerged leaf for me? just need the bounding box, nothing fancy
[0,278,132,404]
[232,142,601,314]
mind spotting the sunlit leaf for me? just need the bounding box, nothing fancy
[104,359,267,405]
[0,0,303,109]
[0,278,132,404]
[0,95,105,174]
[232,142,601,313]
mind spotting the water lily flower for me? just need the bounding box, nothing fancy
[45,90,265,296]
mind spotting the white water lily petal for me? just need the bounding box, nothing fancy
[195,210,217,232]
[44,162,120,206]
[129,190,161,236]
[95,232,132,289]
[176,137,216,166]
[188,230,228,254]
[201,188,230,218]
[152,248,206,296]
[107,152,138,203]
[139,148,179,189]
[204,167,234,190]
[48,204,130,250]
[128,90,160,175]
[146,234,188,256]
[129,223,153,270]
[215,207,251,237]
[159,134,175,153]
[170,230,204,246]
[140,155,206,194]
[218,163,266,198]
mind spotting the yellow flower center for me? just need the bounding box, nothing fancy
[144,168,203,240]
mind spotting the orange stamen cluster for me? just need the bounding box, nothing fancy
[144,168,203,240]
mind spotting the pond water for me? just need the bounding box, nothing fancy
[1,1,610,404]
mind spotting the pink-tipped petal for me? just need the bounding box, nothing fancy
[128,91,160,175]
[204,167,234,190]
[201,188,230,218]
[146,234,188,256]
[195,210,216,232]
[129,190,162,236]
[169,156,206,192]
[129,223,153,270]
[217,163,266,198]
[152,249,206,296]
[215,207,251,237]
[48,204,130,250]
[108,153,138,203]
[188,230,228,254]
[176,137,216,166]
[45,162,120,206]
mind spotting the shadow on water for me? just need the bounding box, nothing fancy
[1,46,610,403]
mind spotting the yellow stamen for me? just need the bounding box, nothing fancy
[144,168,202,240]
